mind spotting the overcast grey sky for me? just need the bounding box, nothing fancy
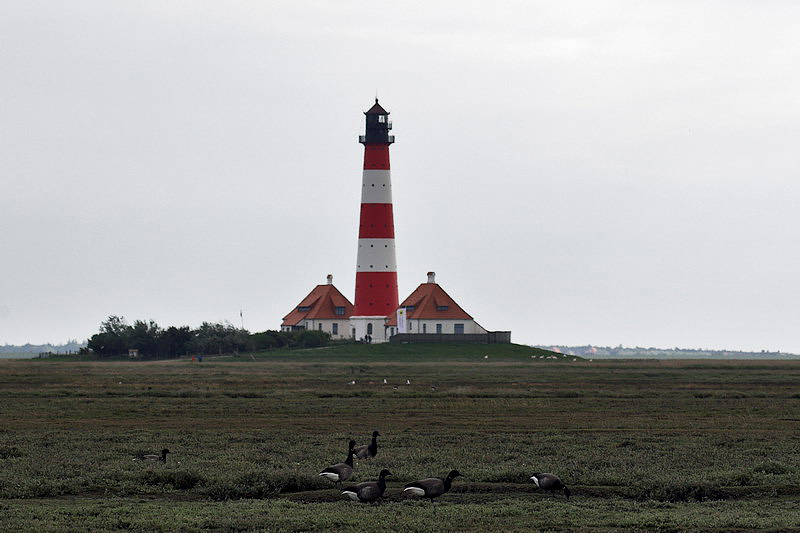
[2,1,799,352]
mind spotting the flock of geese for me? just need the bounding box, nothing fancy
[135,432,570,507]
[318,431,570,506]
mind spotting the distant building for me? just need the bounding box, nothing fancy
[281,275,353,340]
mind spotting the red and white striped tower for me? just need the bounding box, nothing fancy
[350,99,398,342]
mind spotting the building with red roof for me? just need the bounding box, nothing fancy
[386,272,488,336]
[281,275,353,339]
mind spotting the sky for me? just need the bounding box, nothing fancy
[2,1,799,352]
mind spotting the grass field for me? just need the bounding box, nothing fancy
[1,343,799,532]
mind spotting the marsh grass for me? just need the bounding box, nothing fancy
[1,346,799,531]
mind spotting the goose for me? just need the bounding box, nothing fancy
[354,431,380,460]
[136,448,170,462]
[319,440,356,486]
[403,469,462,506]
[529,472,571,499]
[341,469,391,503]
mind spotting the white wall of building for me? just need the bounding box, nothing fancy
[405,319,487,335]
[282,317,487,341]
[351,316,390,343]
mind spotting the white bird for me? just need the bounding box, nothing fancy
[383,378,387,384]
[484,355,489,359]
[406,379,411,385]
[347,380,356,385]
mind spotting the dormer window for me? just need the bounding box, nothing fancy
[405,305,415,311]
[297,306,311,312]
[335,306,345,316]
[437,305,449,311]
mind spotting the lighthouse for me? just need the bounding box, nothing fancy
[350,99,398,342]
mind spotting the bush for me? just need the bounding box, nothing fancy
[139,470,204,490]
[753,461,789,475]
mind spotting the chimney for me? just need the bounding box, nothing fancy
[427,271,435,284]
[326,274,333,285]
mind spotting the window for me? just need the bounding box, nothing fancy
[436,323,442,334]
[335,306,345,316]
[367,323,373,335]
[318,323,323,331]
[406,305,415,311]
[423,323,427,334]
[298,306,311,312]
[437,305,449,311]
[332,323,338,335]
[378,115,387,123]
[454,324,464,334]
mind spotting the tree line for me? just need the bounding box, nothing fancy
[84,316,329,358]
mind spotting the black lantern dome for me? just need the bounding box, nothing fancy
[359,99,394,144]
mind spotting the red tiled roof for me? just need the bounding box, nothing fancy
[365,99,389,115]
[385,282,473,326]
[281,284,354,326]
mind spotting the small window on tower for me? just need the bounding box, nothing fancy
[378,115,387,123]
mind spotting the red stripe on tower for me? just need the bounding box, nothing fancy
[351,99,398,342]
